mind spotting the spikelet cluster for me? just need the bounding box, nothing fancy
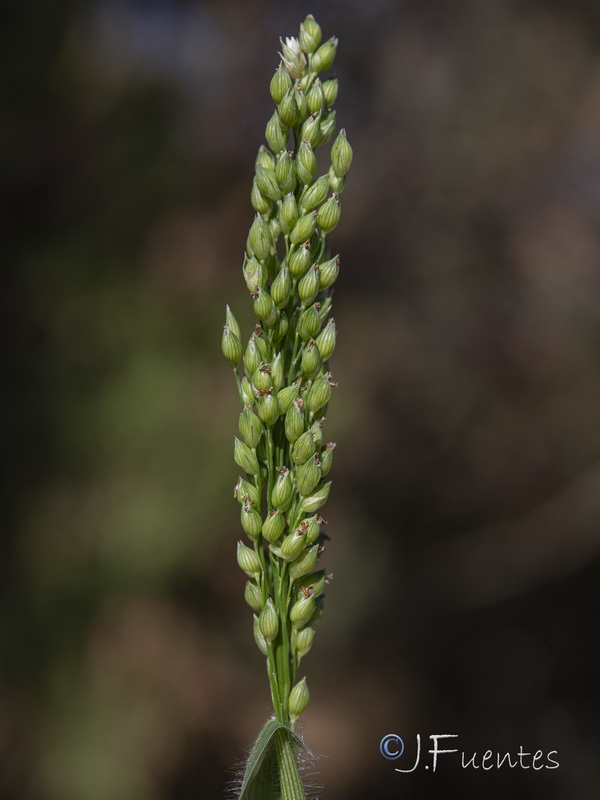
[223,13,351,726]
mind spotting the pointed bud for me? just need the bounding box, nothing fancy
[300,175,330,213]
[290,594,316,628]
[299,481,331,513]
[297,303,322,340]
[256,145,276,171]
[249,214,273,261]
[270,352,284,393]
[322,76,339,106]
[251,179,271,215]
[296,139,317,184]
[277,380,301,413]
[257,390,280,426]
[278,88,299,128]
[317,255,340,289]
[279,36,307,80]
[288,240,312,278]
[280,527,307,560]
[318,110,337,146]
[300,14,322,54]
[272,312,288,344]
[279,192,299,234]
[294,568,325,596]
[320,442,336,476]
[253,614,269,655]
[265,111,288,153]
[235,477,260,507]
[296,453,322,496]
[309,418,324,449]
[225,305,241,340]
[243,335,261,377]
[315,317,336,359]
[289,211,318,246]
[243,254,266,291]
[301,338,321,378]
[252,286,276,324]
[312,36,338,73]
[237,541,261,577]
[292,429,316,466]
[285,397,305,443]
[262,509,286,543]
[239,406,264,448]
[300,112,322,148]
[252,363,272,393]
[306,78,325,114]
[298,264,320,305]
[241,499,262,541]
[270,63,292,104]
[327,164,346,194]
[306,371,332,413]
[234,437,259,475]
[255,165,282,202]
[244,580,263,613]
[271,265,292,309]
[290,542,319,580]
[294,626,315,658]
[289,677,310,719]
[240,376,255,405]
[295,85,308,119]
[318,194,341,233]
[222,324,242,365]
[275,150,296,194]
[258,598,279,642]
[331,129,353,177]
[271,466,293,510]
[303,515,322,544]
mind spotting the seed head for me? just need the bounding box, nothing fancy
[259,598,279,642]
[318,194,341,233]
[290,544,320,582]
[239,406,264,448]
[262,509,286,543]
[275,150,296,194]
[237,540,261,577]
[285,397,305,443]
[331,128,353,177]
[290,594,316,628]
[311,36,338,73]
[299,481,331,513]
[289,677,310,719]
[298,264,320,305]
[289,210,318,245]
[253,614,269,655]
[234,437,259,476]
[244,580,263,613]
[322,76,338,106]
[248,214,273,261]
[299,14,322,54]
[279,192,299,234]
[265,110,288,153]
[271,466,293,510]
[297,139,317,184]
[270,63,292,104]
[301,175,330,212]
[222,324,242,365]
[279,36,307,80]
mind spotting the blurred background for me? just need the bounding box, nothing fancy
[3,0,600,798]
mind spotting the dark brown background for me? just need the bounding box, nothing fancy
[3,0,600,798]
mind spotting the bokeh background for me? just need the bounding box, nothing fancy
[3,0,600,798]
